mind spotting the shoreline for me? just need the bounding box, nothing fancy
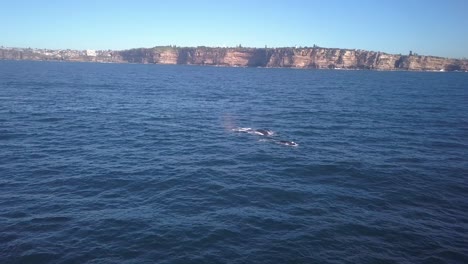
[2,58,467,73]
[2,45,467,72]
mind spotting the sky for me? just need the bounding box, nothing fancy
[1,0,467,58]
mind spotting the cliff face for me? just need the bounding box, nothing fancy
[116,47,467,71]
[1,46,467,71]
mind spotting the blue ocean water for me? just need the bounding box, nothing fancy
[0,60,467,264]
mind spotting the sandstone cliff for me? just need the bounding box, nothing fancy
[1,46,467,71]
[113,46,468,71]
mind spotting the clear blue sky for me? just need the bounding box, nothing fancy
[2,0,467,58]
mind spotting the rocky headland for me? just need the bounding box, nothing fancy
[1,46,467,71]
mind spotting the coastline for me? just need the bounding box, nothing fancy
[1,46,467,72]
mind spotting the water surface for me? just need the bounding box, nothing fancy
[1,61,467,263]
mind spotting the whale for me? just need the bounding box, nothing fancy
[278,140,298,147]
[232,127,297,146]
[232,127,274,136]
[252,129,274,136]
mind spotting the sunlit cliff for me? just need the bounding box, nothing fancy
[1,46,467,71]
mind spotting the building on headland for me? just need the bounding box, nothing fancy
[86,50,96,57]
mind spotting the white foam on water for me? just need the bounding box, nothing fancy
[232,127,252,132]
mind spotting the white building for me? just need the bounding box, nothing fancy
[86,49,96,57]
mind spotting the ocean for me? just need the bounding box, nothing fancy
[1,61,467,263]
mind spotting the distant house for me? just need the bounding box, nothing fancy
[86,49,96,57]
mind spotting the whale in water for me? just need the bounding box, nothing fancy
[278,140,298,147]
[232,127,274,136]
[232,127,297,146]
[252,129,274,136]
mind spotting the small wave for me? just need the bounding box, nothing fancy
[14,253,59,264]
[36,117,65,122]
[0,133,27,140]
[30,216,72,223]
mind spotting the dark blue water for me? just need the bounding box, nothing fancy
[1,61,467,264]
